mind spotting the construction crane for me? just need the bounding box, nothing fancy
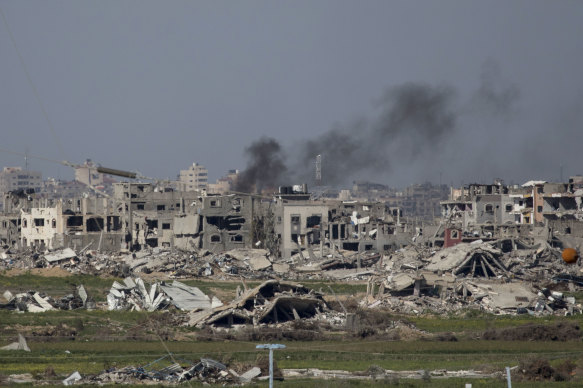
[0,148,181,197]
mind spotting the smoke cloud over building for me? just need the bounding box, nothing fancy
[236,82,459,192]
[235,63,526,193]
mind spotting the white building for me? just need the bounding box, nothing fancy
[21,203,64,249]
[178,163,208,191]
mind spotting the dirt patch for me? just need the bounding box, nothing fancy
[4,267,71,277]
[135,271,172,282]
[482,321,581,341]
[515,357,576,382]
[31,323,78,341]
[205,287,236,303]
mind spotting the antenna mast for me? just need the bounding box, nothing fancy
[315,154,322,185]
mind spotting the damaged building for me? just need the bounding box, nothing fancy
[188,280,327,327]
[439,178,583,251]
[113,183,258,251]
[271,185,409,259]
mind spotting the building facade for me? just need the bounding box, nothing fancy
[0,167,42,194]
[178,163,208,192]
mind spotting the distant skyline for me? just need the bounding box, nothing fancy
[1,1,582,189]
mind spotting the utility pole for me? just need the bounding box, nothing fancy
[256,344,286,388]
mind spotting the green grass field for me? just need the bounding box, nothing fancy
[1,274,583,386]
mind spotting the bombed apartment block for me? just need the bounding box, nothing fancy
[272,197,407,259]
[438,179,583,247]
[199,194,255,251]
[381,182,449,220]
[273,201,329,259]
[0,215,21,247]
[112,183,257,251]
[327,200,409,254]
[440,183,538,239]
[21,205,62,249]
[18,196,126,252]
[113,182,201,250]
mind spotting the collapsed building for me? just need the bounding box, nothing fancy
[187,280,328,327]
[0,183,262,253]
[438,178,583,250]
[1,181,415,262]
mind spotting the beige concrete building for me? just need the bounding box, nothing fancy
[179,163,208,191]
[208,169,239,194]
[74,159,104,186]
[0,167,42,194]
[21,203,63,249]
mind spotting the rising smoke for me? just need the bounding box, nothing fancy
[236,64,521,193]
[236,83,458,192]
[235,137,288,193]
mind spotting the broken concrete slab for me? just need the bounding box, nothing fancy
[63,371,82,386]
[0,334,30,352]
[44,248,77,263]
[248,256,272,271]
[388,273,417,292]
[159,280,223,311]
[224,248,269,262]
[239,366,261,382]
[107,277,221,312]
[272,263,290,274]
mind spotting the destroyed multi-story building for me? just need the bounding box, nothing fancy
[2,182,261,252]
[438,178,583,249]
[0,190,29,247]
[0,179,417,259]
[112,182,260,252]
[270,185,409,259]
[439,182,537,245]
[273,200,329,259]
[384,182,449,221]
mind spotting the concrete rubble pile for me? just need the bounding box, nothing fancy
[364,275,582,316]
[187,280,328,328]
[107,277,223,312]
[0,285,93,312]
[359,238,583,316]
[287,247,385,281]
[424,241,508,278]
[1,233,583,319]
[0,245,283,280]
[82,355,248,385]
[0,249,42,270]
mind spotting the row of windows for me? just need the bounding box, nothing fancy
[484,204,543,213]
[210,234,244,243]
[22,218,57,228]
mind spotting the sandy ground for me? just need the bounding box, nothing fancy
[3,267,72,277]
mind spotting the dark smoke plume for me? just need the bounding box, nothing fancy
[236,83,458,192]
[235,137,287,193]
[295,83,457,186]
[236,67,521,192]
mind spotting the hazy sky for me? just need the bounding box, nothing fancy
[1,1,582,189]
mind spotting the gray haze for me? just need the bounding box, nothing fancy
[1,1,583,189]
